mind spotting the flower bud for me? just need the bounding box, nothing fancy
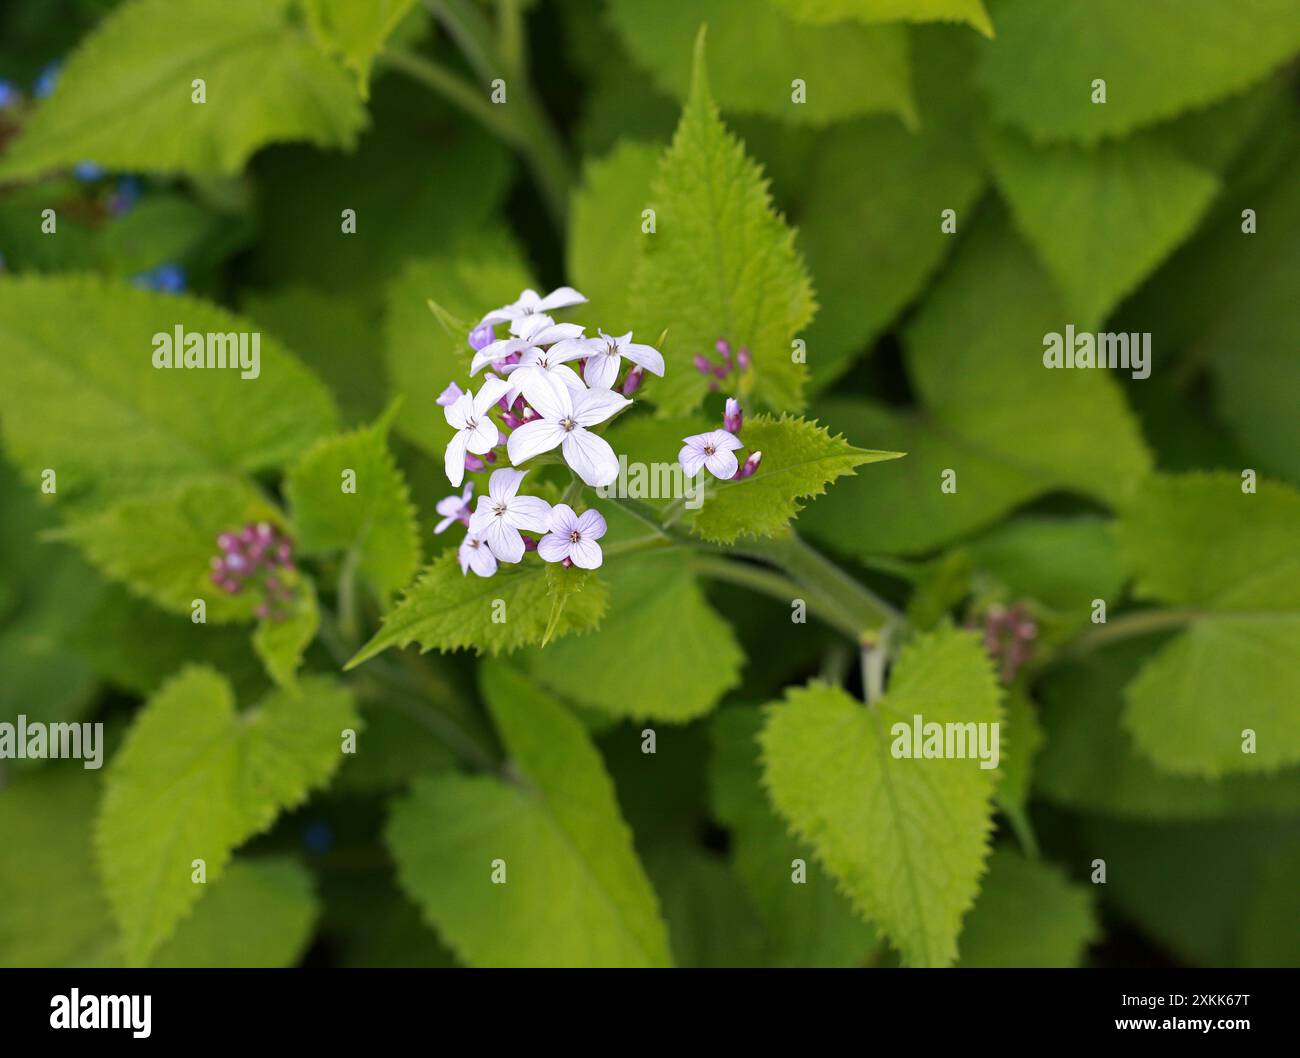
[693,353,712,375]
[468,322,495,351]
[737,346,752,370]
[724,397,743,435]
[733,450,762,479]
[436,381,464,407]
[622,366,644,396]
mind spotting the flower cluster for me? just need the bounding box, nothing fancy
[679,397,761,481]
[976,602,1039,683]
[210,522,298,620]
[692,337,750,391]
[435,287,658,577]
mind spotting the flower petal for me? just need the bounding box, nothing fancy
[505,494,552,533]
[466,417,499,454]
[489,467,525,504]
[582,352,620,390]
[536,532,570,564]
[705,447,739,480]
[444,391,475,430]
[576,508,607,541]
[571,386,632,427]
[444,430,469,486]
[622,341,665,376]
[569,536,603,569]
[467,496,494,533]
[468,540,498,577]
[679,442,708,478]
[529,322,586,345]
[536,286,587,313]
[548,363,587,392]
[546,503,579,535]
[520,369,571,421]
[507,418,565,465]
[483,517,524,564]
[470,338,527,375]
[474,376,512,416]
[562,428,620,487]
[547,337,597,363]
[710,429,744,452]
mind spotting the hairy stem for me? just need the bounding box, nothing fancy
[1062,607,1205,657]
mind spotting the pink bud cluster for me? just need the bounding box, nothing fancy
[724,397,761,480]
[210,522,297,621]
[693,338,751,391]
[978,602,1038,683]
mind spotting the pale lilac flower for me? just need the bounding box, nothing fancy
[680,429,743,480]
[467,468,551,563]
[507,371,631,487]
[434,483,474,533]
[469,314,586,376]
[436,381,464,407]
[732,450,762,480]
[458,532,498,578]
[468,323,495,351]
[477,287,587,329]
[502,344,587,403]
[444,377,511,487]
[578,330,665,390]
[537,504,606,569]
[724,397,743,435]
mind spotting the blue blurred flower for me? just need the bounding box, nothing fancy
[73,161,104,181]
[0,79,17,109]
[131,262,186,294]
[33,61,60,99]
[109,176,141,216]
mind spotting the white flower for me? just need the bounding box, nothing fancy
[680,429,743,480]
[458,532,498,577]
[444,377,511,487]
[581,330,665,390]
[503,345,587,403]
[537,504,607,569]
[477,287,587,329]
[506,371,631,487]
[469,314,587,376]
[467,468,551,564]
[434,482,473,533]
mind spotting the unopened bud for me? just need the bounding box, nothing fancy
[622,366,644,396]
[724,397,743,435]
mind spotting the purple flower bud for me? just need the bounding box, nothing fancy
[484,450,498,464]
[239,526,257,545]
[724,397,743,434]
[502,411,523,429]
[733,450,762,480]
[464,453,486,472]
[275,542,293,564]
[226,552,248,572]
[737,346,751,370]
[436,381,464,407]
[217,532,238,552]
[712,361,729,379]
[621,366,644,396]
[522,535,538,552]
[468,323,495,351]
[693,353,713,375]
[716,338,731,359]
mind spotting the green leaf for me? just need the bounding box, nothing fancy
[1037,637,1300,818]
[383,235,536,457]
[803,213,1153,556]
[976,0,1300,144]
[251,580,320,687]
[386,663,673,967]
[1114,473,1300,776]
[760,626,1003,966]
[982,123,1219,328]
[286,415,420,601]
[95,666,357,965]
[347,551,608,666]
[795,28,986,389]
[521,552,743,722]
[567,141,660,331]
[0,0,365,181]
[993,686,1043,817]
[607,0,915,127]
[690,413,901,544]
[0,275,339,505]
[304,0,418,98]
[710,706,878,966]
[955,849,1097,967]
[773,0,992,35]
[58,478,283,623]
[627,29,817,415]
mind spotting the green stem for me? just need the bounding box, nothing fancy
[1063,608,1204,657]
[379,47,516,142]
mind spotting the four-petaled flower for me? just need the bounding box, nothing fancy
[580,330,665,390]
[680,429,743,480]
[467,468,552,563]
[538,504,607,569]
[469,313,586,376]
[507,371,631,487]
[443,377,511,487]
[458,532,498,578]
[477,287,587,329]
[434,482,474,534]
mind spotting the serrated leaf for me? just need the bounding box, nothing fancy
[0,0,365,181]
[95,666,357,965]
[993,686,1043,816]
[521,551,743,722]
[804,212,1153,556]
[1037,637,1300,818]
[955,848,1097,967]
[0,275,339,505]
[567,140,660,330]
[773,0,992,36]
[383,236,536,457]
[386,663,672,967]
[976,0,1300,144]
[304,0,418,99]
[628,31,816,415]
[760,627,1003,966]
[58,477,283,623]
[1113,473,1300,777]
[982,123,1219,328]
[607,0,915,127]
[286,416,420,601]
[347,551,608,666]
[710,707,878,966]
[690,413,900,544]
[251,579,320,687]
